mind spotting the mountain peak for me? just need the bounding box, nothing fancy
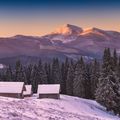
[52,24,83,35]
[13,35,26,38]
[84,27,104,32]
[81,27,105,36]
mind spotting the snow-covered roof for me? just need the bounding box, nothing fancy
[23,85,32,95]
[37,84,60,94]
[0,82,25,93]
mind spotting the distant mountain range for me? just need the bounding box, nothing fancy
[0,24,120,65]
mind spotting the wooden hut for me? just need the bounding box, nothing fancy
[23,85,32,97]
[0,82,26,98]
[37,84,60,99]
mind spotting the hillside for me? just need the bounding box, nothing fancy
[0,95,119,120]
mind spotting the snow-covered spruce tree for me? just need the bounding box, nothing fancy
[91,59,100,99]
[31,64,38,93]
[61,58,69,94]
[66,62,74,96]
[37,60,48,84]
[24,64,33,84]
[112,49,118,69]
[52,58,61,84]
[117,57,120,78]
[44,63,52,84]
[73,57,86,98]
[31,60,47,93]
[95,48,120,115]
[61,62,66,94]
[14,60,25,82]
[85,63,93,99]
[5,65,13,81]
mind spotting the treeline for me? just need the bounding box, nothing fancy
[0,48,120,115]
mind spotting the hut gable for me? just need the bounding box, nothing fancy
[0,82,26,98]
[23,85,32,97]
[37,84,60,99]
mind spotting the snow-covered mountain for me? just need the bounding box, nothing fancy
[52,24,83,35]
[0,24,120,64]
[44,24,83,43]
[41,24,120,59]
[0,95,119,120]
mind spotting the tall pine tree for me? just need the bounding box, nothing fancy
[14,60,25,82]
[52,58,61,84]
[66,62,74,96]
[73,57,86,98]
[95,48,120,115]
[91,59,100,99]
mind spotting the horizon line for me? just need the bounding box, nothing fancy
[0,26,120,38]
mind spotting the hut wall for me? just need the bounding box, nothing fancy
[0,93,24,99]
[39,94,60,99]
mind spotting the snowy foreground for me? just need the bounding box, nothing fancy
[0,95,119,120]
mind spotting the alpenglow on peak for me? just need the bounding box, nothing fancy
[52,24,83,35]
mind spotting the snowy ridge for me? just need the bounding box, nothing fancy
[0,95,119,120]
[49,34,78,43]
[81,27,105,35]
[43,24,117,44]
[52,24,83,35]
[44,24,83,44]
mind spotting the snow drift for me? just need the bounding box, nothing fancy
[0,95,119,120]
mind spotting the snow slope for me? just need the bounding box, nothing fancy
[0,95,119,120]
